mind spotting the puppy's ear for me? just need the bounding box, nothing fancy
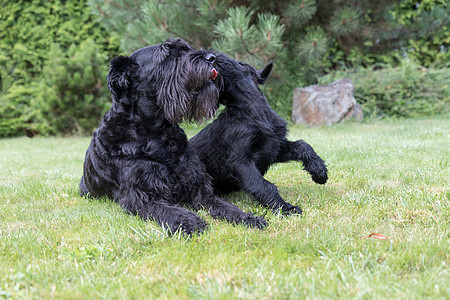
[256,61,273,85]
[107,55,139,104]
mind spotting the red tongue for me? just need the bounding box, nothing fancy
[210,68,218,81]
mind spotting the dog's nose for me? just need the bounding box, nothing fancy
[205,53,216,64]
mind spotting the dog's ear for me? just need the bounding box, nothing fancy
[256,61,273,85]
[107,55,139,104]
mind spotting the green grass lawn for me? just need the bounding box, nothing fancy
[0,117,448,299]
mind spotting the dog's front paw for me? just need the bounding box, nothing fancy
[279,204,303,216]
[169,218,209,236]
[242,214,269,229]
[308,161,328,184]
[311,171,328,184]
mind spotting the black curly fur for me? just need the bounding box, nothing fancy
[80,38,267,235]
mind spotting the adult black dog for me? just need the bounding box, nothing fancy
[190,54,328,215]
[80,38,267,235]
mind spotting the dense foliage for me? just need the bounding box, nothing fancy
[319,62,450,118]
[0,0,119,137]
[0,0,448,137]
[0,84,38,137]
[89,0,449,69]
[37,40,110,135]
[89,0,449,119]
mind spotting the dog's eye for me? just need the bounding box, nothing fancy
[163,51,172,60]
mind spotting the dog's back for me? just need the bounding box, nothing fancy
[190,100,287,193]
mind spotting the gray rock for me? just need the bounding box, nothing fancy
[292,79,363,125]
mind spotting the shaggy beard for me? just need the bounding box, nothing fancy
[156,54,221,124]
[189,82,220,123]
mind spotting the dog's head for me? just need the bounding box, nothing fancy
[214,53,272,105]
[107,38,222,123]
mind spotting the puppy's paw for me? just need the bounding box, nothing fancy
[308,161,328,184]
[242,214,269,229]
[279,204,303,216]
[311,171,328,184]
[170,218,209,236]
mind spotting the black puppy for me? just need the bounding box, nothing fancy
[80,38,267,235]
[190,54,328,215]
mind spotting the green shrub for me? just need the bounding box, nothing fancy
[0,84,41,137]
[0,0,119,137]
[0,0,118,87]
[319,61,450,118]
[36,40,110,135]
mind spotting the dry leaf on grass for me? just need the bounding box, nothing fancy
[362,233,390,240]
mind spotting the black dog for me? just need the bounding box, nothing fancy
[80,38,267,235]
[190,54,328,215]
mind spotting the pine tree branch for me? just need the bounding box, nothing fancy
[151,11,196,46]
[95,4,111,18]
[207,0,216,11]
[239,35,258,59]
[104,0,126,10]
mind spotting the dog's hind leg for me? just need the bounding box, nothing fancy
[193,195,268,229]
[276,140,328,184]
[233,162,302,215]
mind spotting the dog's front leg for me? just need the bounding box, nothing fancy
[232,162,302,215]
[276,140,328,184]
[181,159,268,229]
[193,195,268,229]
[119,195,208,235]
